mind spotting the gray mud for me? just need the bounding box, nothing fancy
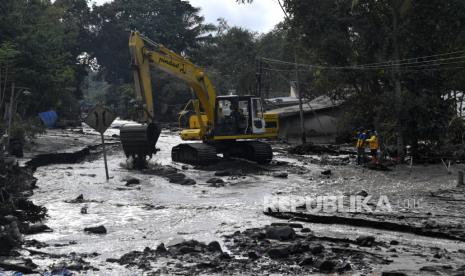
[2,124,465,275]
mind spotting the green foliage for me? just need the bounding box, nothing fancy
[282,0,465,146]
[448,117,465,145]
[0,0,90,120]
[0,42,19,63]
[5,116,45,143]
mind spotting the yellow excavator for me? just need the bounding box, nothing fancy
[120,31,279,167]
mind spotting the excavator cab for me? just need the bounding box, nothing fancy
[214,95,266,136]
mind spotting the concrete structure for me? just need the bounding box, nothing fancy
[268,95,345,144]
[265,82,308,109]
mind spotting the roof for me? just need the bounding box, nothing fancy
[268,95,343,118]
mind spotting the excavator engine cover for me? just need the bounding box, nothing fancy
[120,123,161,158]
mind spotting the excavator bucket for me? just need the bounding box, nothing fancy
[120,123,161,163]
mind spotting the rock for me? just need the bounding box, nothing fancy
[390,240,399,245]
[321,169,332,176]
[420,265,453,272]
[310,244,325,254]
[26,223,52,234]
[265,226,296,241]
[182,165,189,170]
[301,227,312,233]
[125,178,141,186]
[0,235,20,256]
[381,272,408,276]
[179,246,197,254]
[84,225,107,234]
[215,170,231,177]
[209,182,225,188]
[0,259,37,274]
[180,178,196,185]
[71,194,84,203]
[272,172,288,178]
[207,241,222,252]
[319,259,336,272]
[250,231,266,240]
[207,178,224,184]
[248,251,260,260]
[356,235,375,247]
[299,256,314,266]
[270,222,303,228]
[433,252,442,259]
[267,245,292,259]
[156,243,167,253]
[167,173,186,183]
[338,262,352,272]
[423,219,439,229]
[356,190,369,197]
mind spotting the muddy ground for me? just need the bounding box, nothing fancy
[1,121,465,275]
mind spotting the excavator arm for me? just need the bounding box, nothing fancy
[129,31,216,134]
[121,31,278,168]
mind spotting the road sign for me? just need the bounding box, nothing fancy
[84,104,116,134]
[83,104,116,181]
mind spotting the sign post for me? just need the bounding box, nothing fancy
[84,104,116,181]
[100,133,109,180]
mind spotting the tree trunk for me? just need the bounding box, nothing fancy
[1,66,8,118]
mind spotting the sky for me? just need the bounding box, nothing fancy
[91,0,284,33]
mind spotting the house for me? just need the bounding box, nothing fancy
[268,95,346,144]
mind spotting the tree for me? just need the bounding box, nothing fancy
[277,0,465,153]
[86,0,215,120]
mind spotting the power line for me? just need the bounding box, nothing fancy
[361,55,465,68]
[262,62,465,74]
[261,50,465,71]
[356,50,465,67]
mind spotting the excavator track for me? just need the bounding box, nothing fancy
[240,141,273,164]
[221,141,273,164]
[171,143,218,165]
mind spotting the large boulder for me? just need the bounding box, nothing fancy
[267,245,292,259]
[84,225,107,234]
[265,226,296,241]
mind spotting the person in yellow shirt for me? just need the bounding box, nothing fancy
[365,130,379,164]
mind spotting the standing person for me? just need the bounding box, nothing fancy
[355,128,367,165]
[366,130,379,164]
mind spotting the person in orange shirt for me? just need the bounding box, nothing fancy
[365,130,379,164]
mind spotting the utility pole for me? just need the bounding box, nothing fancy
[256,57,263,98]
[275,0,306,144]
[294,50,307,144]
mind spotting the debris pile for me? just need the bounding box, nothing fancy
[288,143,352,156]
[110,224,391,274]
[143,164,196,185]
[0,158,47,273]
